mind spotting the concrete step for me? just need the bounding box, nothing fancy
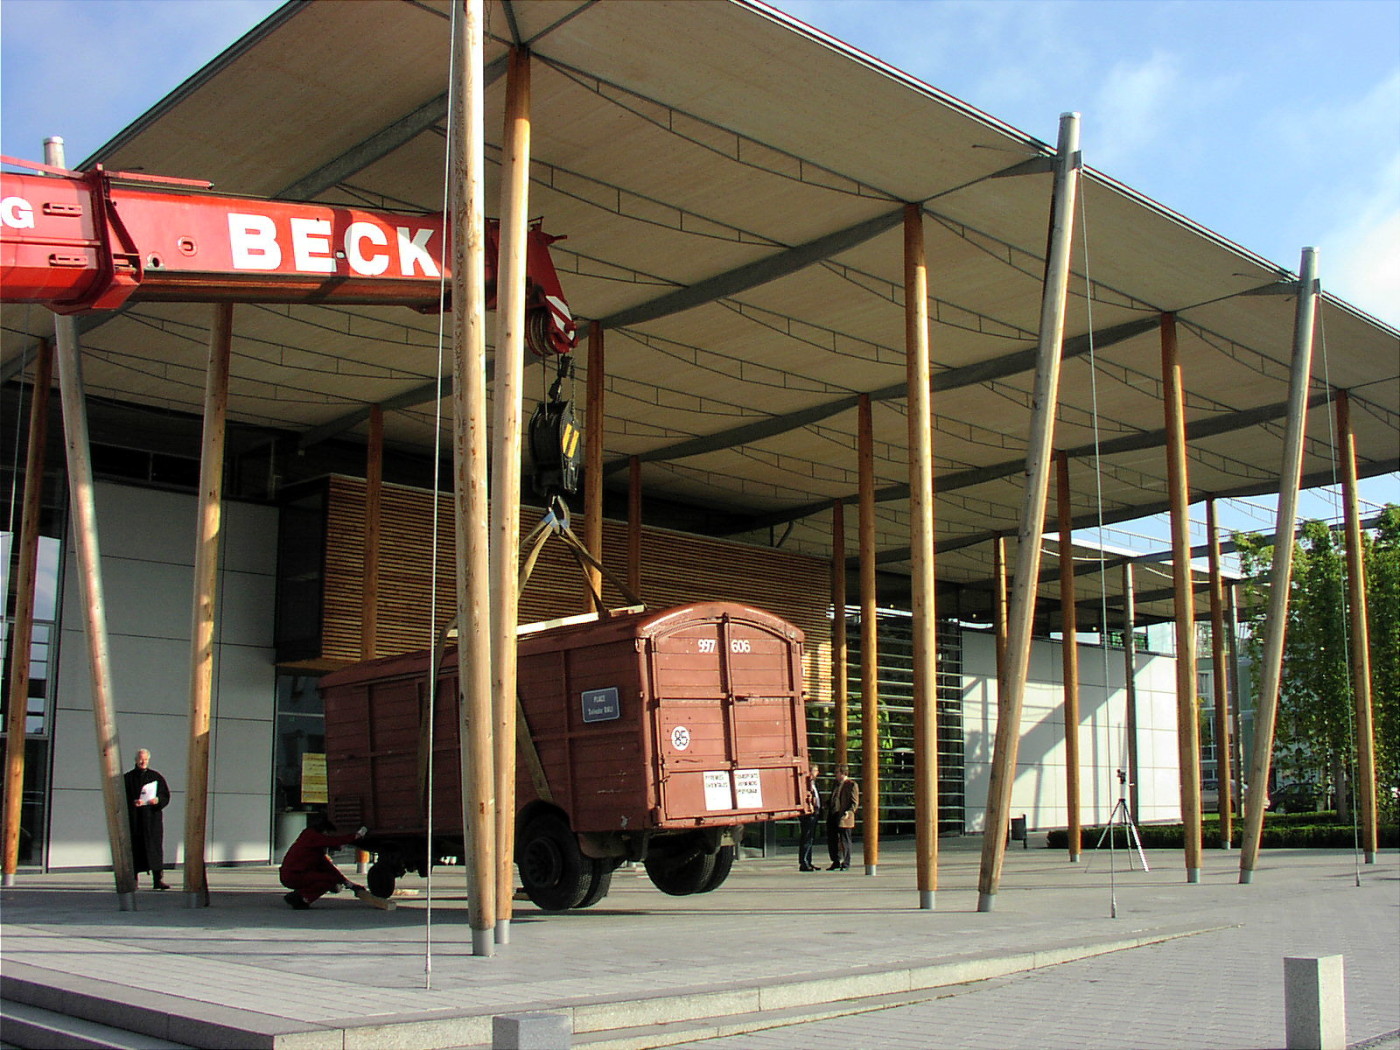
[0,968,301,1050]
[0,999,191,1050]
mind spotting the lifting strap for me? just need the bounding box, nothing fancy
[519,495,644,612]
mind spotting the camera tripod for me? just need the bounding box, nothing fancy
[1089,770,1149,873]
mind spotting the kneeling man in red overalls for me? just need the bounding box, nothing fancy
[279,814,367,909]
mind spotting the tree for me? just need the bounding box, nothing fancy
[1234,505,1399,821]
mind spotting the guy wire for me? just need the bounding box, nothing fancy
[1076,150,1131,916]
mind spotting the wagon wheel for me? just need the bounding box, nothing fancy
[519,814,591,911]
[696,844,735,894]
[366,860,398,900]
[574,857,616,909]
[644,837,717,896]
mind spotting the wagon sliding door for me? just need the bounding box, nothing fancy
[648,613,806,821]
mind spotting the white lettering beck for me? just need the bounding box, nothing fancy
[290,216,334,274]
[396,226,440,278]
[228,214,281,270]
[1,196,35,229]
[345,221,390,276]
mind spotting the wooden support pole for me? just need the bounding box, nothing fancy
[857,394,880,874]
[1225,581,1245,816]
[181,302,232,908]
[450,0,496,954]
[490,43,532,944]
[1122,563,1141,820]
[977,112,1081,912]
[1240,247,1319,883]
[993,534,1008,695]
[55,314,137,905]
[1206,498,1234,849]
[584,321,605,609]
[1336,391,1378,862]
[904,204,938,906]
[362,405,383,661]
[1160,311,1203,883]
[2,338,52,885]
[627,454,642,598]
[1055,451,1081,861]
[832,500,848,767]
[46,136,136,909]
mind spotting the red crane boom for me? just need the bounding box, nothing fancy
[1,156,576,356]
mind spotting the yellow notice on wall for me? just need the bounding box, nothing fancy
[301,753,328,804]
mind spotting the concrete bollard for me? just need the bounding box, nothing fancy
[492,1011,572,1050]
[1284,955,1346,1050]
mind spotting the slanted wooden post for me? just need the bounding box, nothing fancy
[584,322,605,609]
[1206,498,1233,849]
[450,0,496,954]
[2,339,52,886]
[1336,391,1377,863]
[46,136,136,909]
[977,112,1082,912]
[1055,451,1081,861]
[1240,247,1319,883]
[1160,311,1203,883]
[490,44,532,945]
[832,499,849,767]
[182,302,233,908]
[993,534,1008,694]
[904,203,938,908]
[1122,562,1141,819]
[857,394,880,875]
[627,454,642,598]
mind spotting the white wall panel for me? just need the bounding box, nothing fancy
[961,629,1183,833]
[46,482,278,869]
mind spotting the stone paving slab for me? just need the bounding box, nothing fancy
[2,841,1395,1049]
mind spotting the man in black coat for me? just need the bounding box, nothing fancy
[826,764,859,871]
[124,748,171,889]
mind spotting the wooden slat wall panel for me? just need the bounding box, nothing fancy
[318,475,833,702]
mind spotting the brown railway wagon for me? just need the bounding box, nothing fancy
[320,602,810,909]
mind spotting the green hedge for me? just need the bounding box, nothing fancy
[1045,813,1397,851]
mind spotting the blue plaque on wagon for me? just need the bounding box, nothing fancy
[581,687,620,723]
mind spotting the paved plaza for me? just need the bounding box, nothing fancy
[1,839,1396,1048]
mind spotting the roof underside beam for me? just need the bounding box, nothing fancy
[747,388,1335,536]
[866,456,1398,566]
[604,315,1158,476]
[599,207,906,330]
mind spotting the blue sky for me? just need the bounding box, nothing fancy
[2,0,1396,536]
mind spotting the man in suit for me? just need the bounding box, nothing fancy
[797,764,822,871]
[826,764,859,870]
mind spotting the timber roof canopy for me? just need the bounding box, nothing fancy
[3,0,1397,628]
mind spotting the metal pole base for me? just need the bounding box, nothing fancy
[1364,851,1375,865]
[1219,840,1233,851]
[1,873,14,888]
[977,891,995,913]
[1240,868,1255,884]
[864,864,877,877]
[1068,853,1080,864]
[1185,867,1201,884]
[495,918,511,945]
[117,892,137,912]
[472,927,495,957]
[183,892,208,909]
[918,889,935,910]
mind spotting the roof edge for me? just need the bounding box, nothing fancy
[81,0,311,171]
